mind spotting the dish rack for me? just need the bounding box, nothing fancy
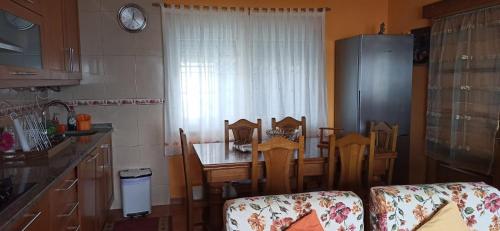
[8,110,51,152]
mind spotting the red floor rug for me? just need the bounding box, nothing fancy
[104,217,170,231]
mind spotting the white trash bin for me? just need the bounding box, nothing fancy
[119,168,152,217]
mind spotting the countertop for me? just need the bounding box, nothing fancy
[0,124,113,230]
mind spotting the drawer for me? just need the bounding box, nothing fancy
[62,207,80,231]
[51,201,79,231]
[50,169,79,230]
[11,0,43,15]
[8,193,50,231]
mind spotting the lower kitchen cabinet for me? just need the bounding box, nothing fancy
[6,134,113,231]
[79,152,97,231]
[78,135,113,231]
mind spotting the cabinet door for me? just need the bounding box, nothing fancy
[41,0,64,71]
[8,192,50,231]
[62,0,80,72]
[95,150,106,231]
[11,0,43,15]
[101,141,114,209]
[78,152,97,231]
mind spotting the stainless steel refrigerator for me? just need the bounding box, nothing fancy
[334,35,414,184]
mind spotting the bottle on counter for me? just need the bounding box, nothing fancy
[67,107,77,131]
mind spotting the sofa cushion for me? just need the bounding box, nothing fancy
[369,182,500,231]
[224,191,364,231]
[287,210,324,231]
[417,202,468,231]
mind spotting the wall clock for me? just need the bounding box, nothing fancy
[117,4,147,33]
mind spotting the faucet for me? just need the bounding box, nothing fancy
[42,100,72,114]
[41,100,73,131]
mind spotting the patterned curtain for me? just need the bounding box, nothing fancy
[426,6,500,175]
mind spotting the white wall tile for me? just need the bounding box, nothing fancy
[139,144,167,186]
[81,55,104,75]
[101,12,135,56]
[137,104,164,145]
[133,13,163,56]
[103,56,137,99]
[107,105,140,147]
[78,0,101,12]
[79,12,103,55]
[135,56,164,99]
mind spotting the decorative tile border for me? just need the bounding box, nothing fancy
[0,98,165,117]
[66,98,165,107]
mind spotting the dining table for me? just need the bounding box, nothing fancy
[192,137,335,230]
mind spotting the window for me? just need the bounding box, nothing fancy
[162,8,327,144]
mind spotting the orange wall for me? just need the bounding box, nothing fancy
[165,0,389,126]
[388,0,439,184]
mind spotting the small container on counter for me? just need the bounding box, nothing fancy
[76,114,91,131]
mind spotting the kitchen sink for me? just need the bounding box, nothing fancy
[64,130,98,137]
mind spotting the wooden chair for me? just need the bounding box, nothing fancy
[271,116,306,137]
[369,121,399,185]
[179,128,207,231]
[224,119,262,144]
[318,127,343,156]
[333,132,375,192]
[251,136,305,195]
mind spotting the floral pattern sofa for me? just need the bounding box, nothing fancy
[370,182,500,231]
[224,191,364,231]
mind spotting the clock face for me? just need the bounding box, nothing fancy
[118,4,147,32]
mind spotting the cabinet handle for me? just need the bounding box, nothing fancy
[21,211,42,231]
[69,48,74,72]
[57,202,79,217]
[86,153,99,162]
[100,144,110,149]
[9,72,38,76]
[66,225,80,231]
[55,179,78,191]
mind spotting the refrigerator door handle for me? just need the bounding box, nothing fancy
[357,90,361,129]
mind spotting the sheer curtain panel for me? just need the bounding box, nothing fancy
[162,7,326,152]
[426,6,500,174]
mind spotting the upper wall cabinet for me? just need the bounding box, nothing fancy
[0,0,81,88]
[43,0,80,73]
[11,0,43,15]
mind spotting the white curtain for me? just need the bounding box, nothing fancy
[162,7,326,150]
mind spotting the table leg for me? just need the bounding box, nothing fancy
[208,182,224,231]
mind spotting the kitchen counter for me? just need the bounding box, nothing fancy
[0,124,113,230]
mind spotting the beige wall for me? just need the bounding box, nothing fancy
[50,0,167,209]
[388,0,439,184]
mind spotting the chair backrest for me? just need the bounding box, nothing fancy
[334,132,375,191]
[251,136,304,195]
[179,128,194,231]
[327,134,337,189]
[224,119,262,144]
[271,116,306,137]
[369,121,398,153]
